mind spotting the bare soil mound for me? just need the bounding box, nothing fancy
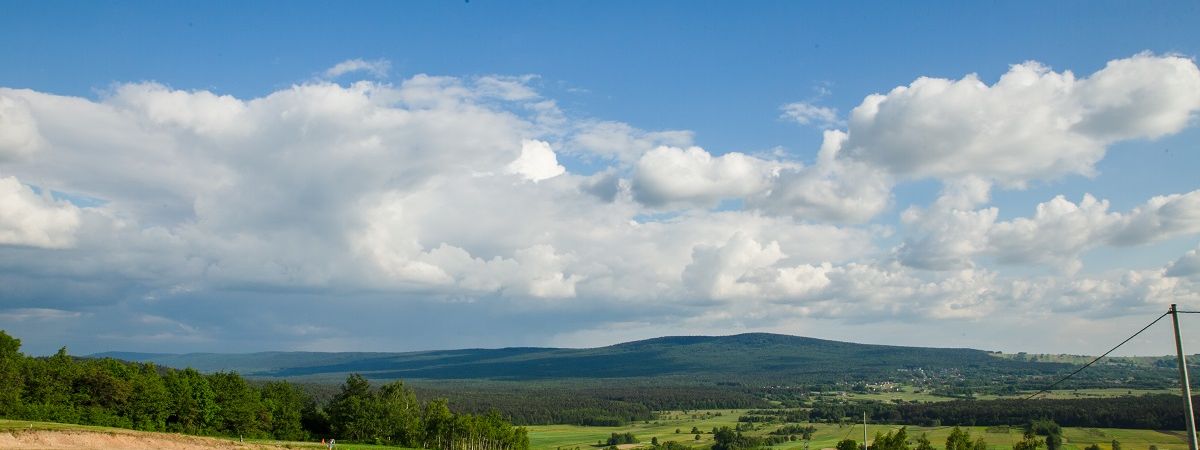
[0,428,293,450]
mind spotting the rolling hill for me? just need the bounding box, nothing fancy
[91,332,1072,383]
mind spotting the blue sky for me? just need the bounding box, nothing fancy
[1,1,1200,356]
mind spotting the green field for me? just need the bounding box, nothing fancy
[3,414,1192,450]
[523,410,1191,450]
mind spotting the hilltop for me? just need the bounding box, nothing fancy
[93,332,1070,384]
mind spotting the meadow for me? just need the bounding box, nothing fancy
[524,410,1191,450]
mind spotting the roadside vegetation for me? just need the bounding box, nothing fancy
[0,330,528,449]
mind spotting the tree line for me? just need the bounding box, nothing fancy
[415,384,767,426]
[893,395,1196,430]
[764,395,1199,430]
[0,330,528,449]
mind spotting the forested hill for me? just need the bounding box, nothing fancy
[91,332,1076,383]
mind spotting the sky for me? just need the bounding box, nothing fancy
[2,1,1200,356]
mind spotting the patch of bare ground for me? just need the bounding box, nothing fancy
[0,428,296,450]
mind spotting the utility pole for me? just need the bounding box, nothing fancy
[1172,304,1198,450]
[863,412,868,450]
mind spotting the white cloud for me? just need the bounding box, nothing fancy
[631,146,781,208]
[780,101,840,129]
[750,130,892,223]
[567,121,694,164]
[107,83,250,137]
[1111,190,1200,245]
[0,176,81,248]
[324,58,391,79]
[475,75,540,101]
[1167,245,1200,279]
[898,206,997,271]
[898,189,1200,272]
[507,139,566,182]
[753,162,892,223]
[2,53,1200,353]
[0,94,44,161]
[837,54,1200,185]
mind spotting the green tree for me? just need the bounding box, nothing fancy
[947,427,985,450]
[260,381,307,441]
[915,434,935,450]
[164,368,217,433]
[1111,440,1121,450]
[376,380,421,445]
[0,331,23,415]
[1013,430,1043,450]
[208,371,265,438]
[423,398,454,450]
[837,439,859,450]
[327,373,374,442]
[1046,434,1062,450]
[125,363,171,431]
[873,427,910,450]
[23,347,77,414]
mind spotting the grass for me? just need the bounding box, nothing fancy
[834,386,959,403]
[522,410,1191,450]
[2,413,1191,450]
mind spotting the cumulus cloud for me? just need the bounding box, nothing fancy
[2,53,1200,353]
[1167,245,1200,279]
[837,53,1200,185]
[749,130,893,223]
[780,101,840,129]
[632,146,781,208]
[0,176,81,248]
[1110,190,1200,245]
[898,189,1200,272]
[0,94,44,161]
[507,139,566,182]
[107,83,250,137]
[324,58,391,79]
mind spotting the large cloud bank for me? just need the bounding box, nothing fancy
[2,54,1200,352]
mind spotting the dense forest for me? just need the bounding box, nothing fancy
[416,384,769,426]
[103,333,1195,406]
[893,395,1196,430]
[0,330,528,449]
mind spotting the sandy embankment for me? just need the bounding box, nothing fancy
[0,428,297,450]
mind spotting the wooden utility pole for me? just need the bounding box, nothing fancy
[1172,304,1198,450]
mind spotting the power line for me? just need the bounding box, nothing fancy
[1024,311,1170,401]
[840,418,859,442]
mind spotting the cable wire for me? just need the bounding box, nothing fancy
[1024,311,1170,400]
[840,418,859,442]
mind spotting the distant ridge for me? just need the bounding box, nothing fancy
[89,332,1058,383]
